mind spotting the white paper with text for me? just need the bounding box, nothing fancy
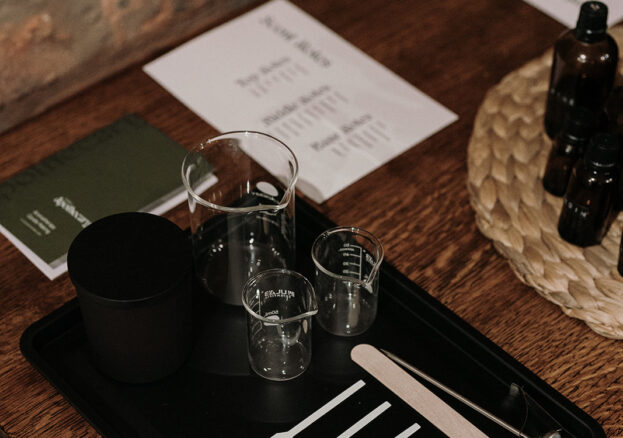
[144,0,457,203]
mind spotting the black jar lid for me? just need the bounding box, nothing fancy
[67,212,192,304]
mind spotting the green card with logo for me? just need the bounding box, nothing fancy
[0,114,195,280]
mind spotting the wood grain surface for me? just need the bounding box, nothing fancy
[0,0,621,436]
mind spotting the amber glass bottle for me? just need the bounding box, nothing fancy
[543,106,594,196]
[558,133,620,246]
[607,86,623,211]
[544,1,619,139]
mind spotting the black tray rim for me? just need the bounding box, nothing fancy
[19,197,605,437]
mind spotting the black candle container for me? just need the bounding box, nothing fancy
[67,212,193,383]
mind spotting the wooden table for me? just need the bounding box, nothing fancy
[1,0,621,436]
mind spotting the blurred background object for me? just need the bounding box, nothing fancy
[0,0,257,134]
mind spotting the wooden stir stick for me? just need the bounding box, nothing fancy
[351,344,489,438]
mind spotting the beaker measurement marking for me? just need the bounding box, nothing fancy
[338,245,360,252]
[271,380,366,438]
[261,313,281,327]
[342,269,361,276]
[337,401,392,438]
[395,422,421,438]
[339,244,363,280]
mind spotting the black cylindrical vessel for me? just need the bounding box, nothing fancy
[67,212,193,383]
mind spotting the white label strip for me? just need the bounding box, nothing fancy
[271,379,366,438]
[337,401,392,438]
[395,422,422,438]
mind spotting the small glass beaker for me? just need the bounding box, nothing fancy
[181,131,298,306]
[311,227,383,336]
[242,269,317,381]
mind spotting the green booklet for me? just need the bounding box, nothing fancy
[0,114,211,280]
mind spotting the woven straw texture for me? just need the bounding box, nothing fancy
[467,27,623,339]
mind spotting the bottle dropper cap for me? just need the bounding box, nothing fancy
[575,1,608,41]
[584,132,620,168]
[559,106,594,144]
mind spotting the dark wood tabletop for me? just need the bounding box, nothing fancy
[1,0,621,436]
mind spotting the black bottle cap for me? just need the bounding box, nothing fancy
[575,2,608,41]
[584,132,620,168]
[559,106,594,144]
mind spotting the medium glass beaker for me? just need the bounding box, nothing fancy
[242,269,318,381]
[311,227,383,336]
[181,131,298,306]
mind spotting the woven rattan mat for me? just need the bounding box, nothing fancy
[467,27,623,339]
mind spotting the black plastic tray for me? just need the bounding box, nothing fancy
[21,198,604,437]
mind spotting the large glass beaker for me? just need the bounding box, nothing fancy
[181,131,298,305]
